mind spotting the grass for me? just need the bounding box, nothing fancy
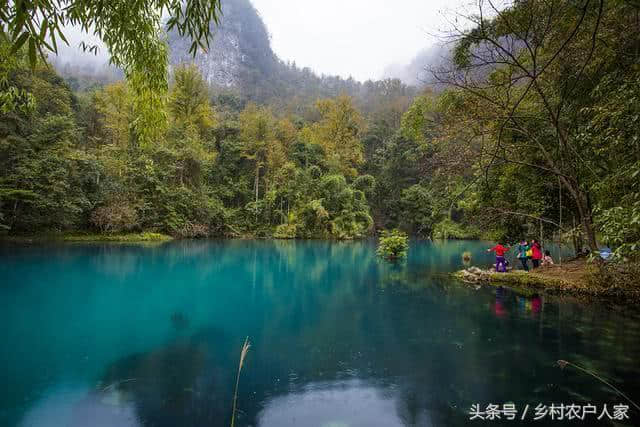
[1,231,173,243]
[487,270,574,290]
[63,232,172,242]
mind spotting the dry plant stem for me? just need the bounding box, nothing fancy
[231,336,251,427]
[557,359,640,412]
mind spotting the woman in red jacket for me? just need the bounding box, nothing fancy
[487,243,510,272]
[530,239,543,268]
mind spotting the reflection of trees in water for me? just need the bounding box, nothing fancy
[16,240,639,426]
[85,276,639,427]
[170,311,190,331]
[253,280,640,426]
[98,327,236,426]
[90,245,144,277]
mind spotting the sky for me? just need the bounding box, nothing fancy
[250,0,468,81]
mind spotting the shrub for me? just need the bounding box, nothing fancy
[353,174,376,196]
[90,200,138,233]
[585,260,640,290]
[596,202,640,259]
[274,223,297,239]
[377,229,409,261]
[175,222,210,238]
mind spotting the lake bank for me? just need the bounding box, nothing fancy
[1,231,173,243]
[455,258,640,300]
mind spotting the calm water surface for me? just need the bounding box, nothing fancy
[1,239,639,426]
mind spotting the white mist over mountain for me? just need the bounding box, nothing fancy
[51,0,467,84]
[251,0,465,82]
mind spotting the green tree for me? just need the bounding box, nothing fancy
[377,229,409,261]
[303,95,365,177]
[0,63,92,230]
[169,64,216,140]
[1,0,221,144]
[238,104,276,208]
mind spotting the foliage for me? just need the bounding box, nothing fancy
[433,218,480,240]
[169,64,216,139]
[1,0,221,144]
[90,199,138,233]
[2,0,640,263]
[582,69,640,259]
[377,229,409,261]
[273,223,297,239]
[596,203,640,259]
[302,96,365,177]
[399,184,434,236]
[585,261,640,291]
[0,41,35,114]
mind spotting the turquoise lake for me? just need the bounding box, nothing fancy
[1,239,639,426]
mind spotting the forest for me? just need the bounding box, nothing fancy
[1,0,639,262]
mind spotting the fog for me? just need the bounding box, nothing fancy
[251,0,469,81]
[51,0,472,83]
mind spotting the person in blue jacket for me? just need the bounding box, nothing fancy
[516,239,530,272]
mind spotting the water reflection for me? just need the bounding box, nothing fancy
[1,240,639,427]
[170,311,190,331]
[258,380,409,427]
[489,288,545,320]
[18,385,141,427]
[492,287,507,318]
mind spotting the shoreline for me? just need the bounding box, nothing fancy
[1,232,173,243]
[454,258,640,300]
[0,232,490,243]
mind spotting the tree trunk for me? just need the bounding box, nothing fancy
[557,175,599,253]
[254,164,260,204]
[254,163,260,222]
[575,190,599,252]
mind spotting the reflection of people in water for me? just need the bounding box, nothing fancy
[493,286,507,317]
[531,294,541,314]
[516,294,542,316]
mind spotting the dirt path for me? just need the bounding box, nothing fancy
[528,258,588,286]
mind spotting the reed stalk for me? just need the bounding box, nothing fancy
[557,359,640,412]
[231,337,251,427]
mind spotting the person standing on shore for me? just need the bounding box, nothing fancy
[487,243,510,272]
[542,250,554,266]
[531,239,542,269]
[516,239,530,271]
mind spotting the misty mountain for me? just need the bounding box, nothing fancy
[168,0,378,107]
[382,43,452,87]
[169,0,277,90]
[50,0,416,113]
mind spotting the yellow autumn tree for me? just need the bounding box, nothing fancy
[304,95,364,178]
[94,82,135,147]
[168,64,216,141]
